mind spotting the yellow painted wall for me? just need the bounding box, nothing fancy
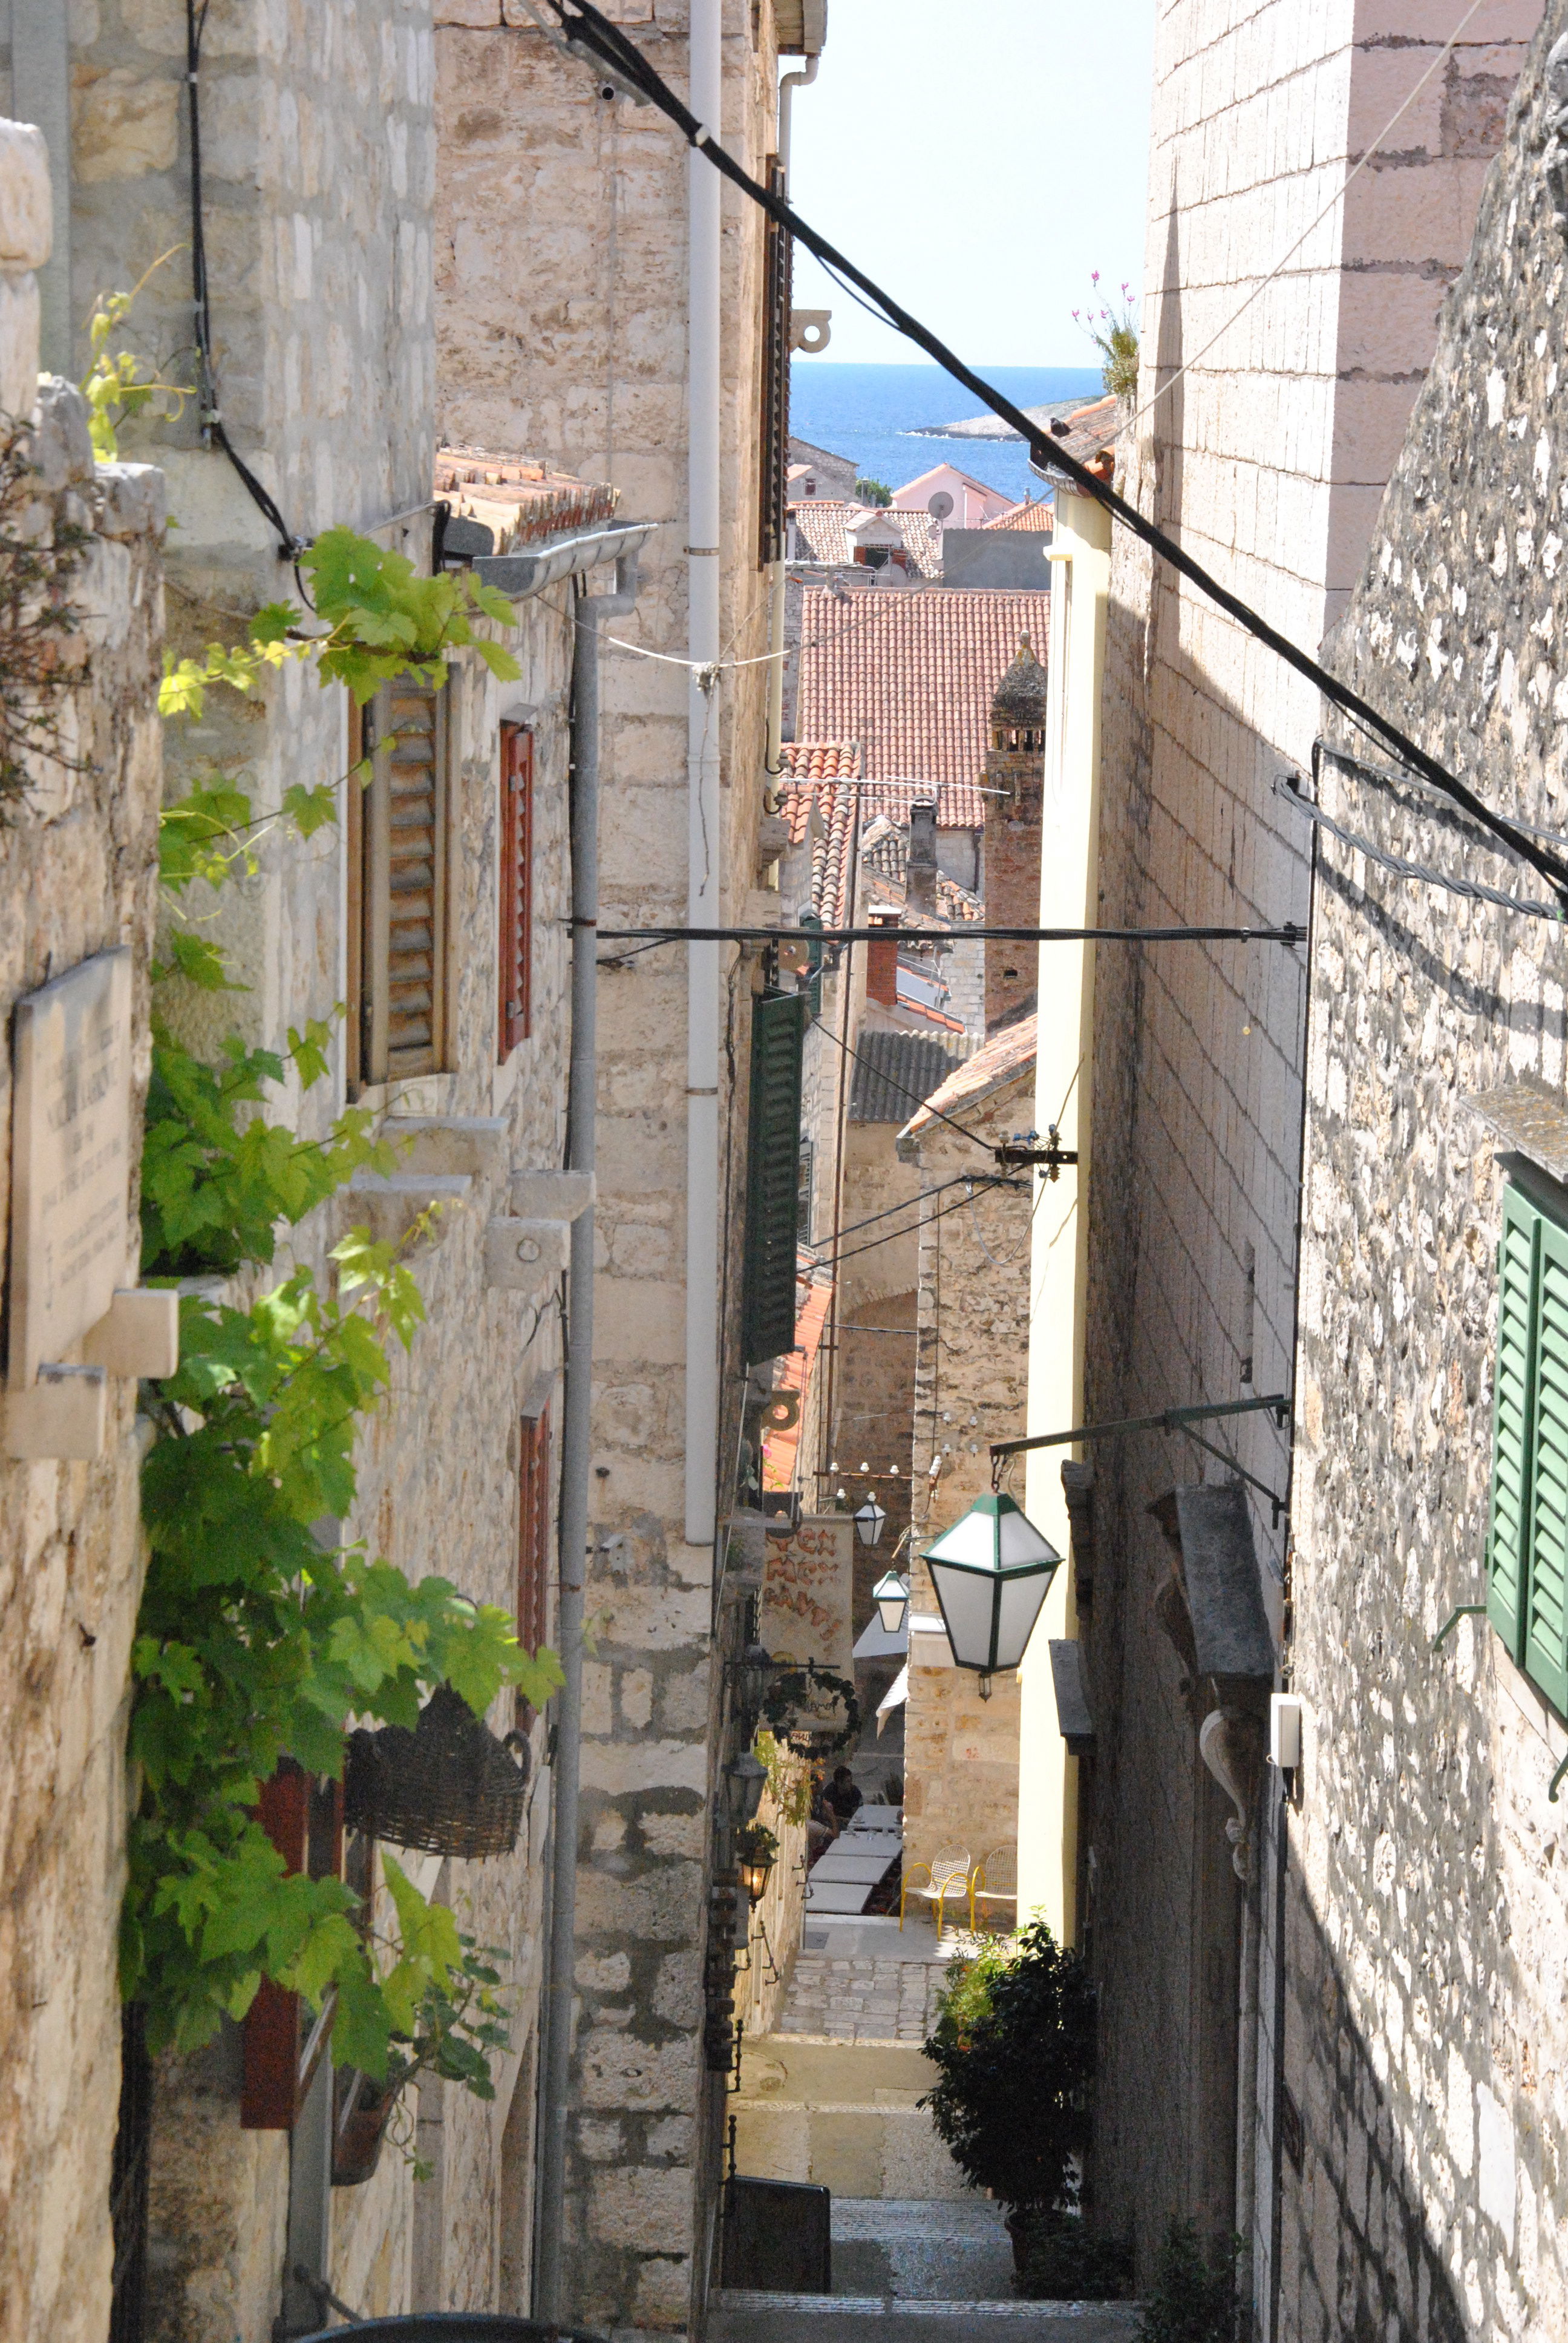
[1015,490,1112,1944]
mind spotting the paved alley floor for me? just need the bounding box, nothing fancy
[779,1914,979,2043]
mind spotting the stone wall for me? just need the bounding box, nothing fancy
[902,1069,1033,1883]
[1079,0,1534,2298]
[435,8,783,2330]
[1284,8,1568,2332]
[0,119,166,2343]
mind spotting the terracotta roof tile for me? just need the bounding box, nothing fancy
[434,444,619,548]
[788,500,942,577]
[780,741,863,784]
[797,588,1051,809]
[1031,395,1121,485]
[776,775,857,927]
[901,1012,1037,1138]
[983,496,1056,533]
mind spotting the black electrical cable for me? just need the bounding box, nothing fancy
[534,0,1568,916]
[1275,776,1561,920]
[806,1013,995,1155]
[597,922,1305,947]
[186,0,302,568]
[813,1180,1025,1272]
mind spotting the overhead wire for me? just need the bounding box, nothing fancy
[806,1012,995,1155]
[531,0,1568,916]
[1275,776,1562,920]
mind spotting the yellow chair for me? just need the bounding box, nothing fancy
[899,1845,972,1934]
[969,1845,1018,1932]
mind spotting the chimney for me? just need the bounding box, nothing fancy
[906,799,938,918]
[866,911,900,1006]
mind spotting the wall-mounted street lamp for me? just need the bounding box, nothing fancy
[924,1492,1060,1697]
[872,1570,910,1636]
[854,1495,888,1547]
[725,1751,768,1827]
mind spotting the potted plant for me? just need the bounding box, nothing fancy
[921,1921,1098,2270]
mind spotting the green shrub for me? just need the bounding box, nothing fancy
[920,1918,1096,2215]
[1135,2220,1240,2343]
[855,475,893,506]
[1015,2211,1132,2301]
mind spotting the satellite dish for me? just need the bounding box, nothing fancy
[928,491,955,521]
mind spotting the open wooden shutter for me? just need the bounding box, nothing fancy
[1488,1184,1535,1660]
[758,154,791,568]
[355,678,448,1087]
[499,724,534,1059]
[241,1763,343,2128]
[1526,1211,1568,1711]
[742,989,807,1366]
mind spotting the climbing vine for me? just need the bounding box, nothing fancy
[128,509,561,2097]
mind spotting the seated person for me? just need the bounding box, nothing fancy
[822,1765,863,1829]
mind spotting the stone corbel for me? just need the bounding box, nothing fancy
[484,1216,571,1291]
[1199,1708,1266,1883]
[4,1289,180,1460]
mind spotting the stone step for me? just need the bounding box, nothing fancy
[708,2290,1142,2343]
[736,2036,962,2203]
[831,2197,1014,2302]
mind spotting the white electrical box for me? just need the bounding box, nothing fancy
[1270,1692,1302,1769]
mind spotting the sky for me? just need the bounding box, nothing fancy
[788,0,1157,370]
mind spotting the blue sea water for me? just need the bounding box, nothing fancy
[788,362,1103,508]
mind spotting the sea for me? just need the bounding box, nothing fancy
[788,362,1103,508]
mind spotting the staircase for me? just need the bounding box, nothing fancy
[716,1918,1140,2342]
[708,2195,1140,2343]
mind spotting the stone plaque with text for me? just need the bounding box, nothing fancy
[7,948,133,1390]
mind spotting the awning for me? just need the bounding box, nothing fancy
[875,1665,909,1729]
[852,1614,909,1661]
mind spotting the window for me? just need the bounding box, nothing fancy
[347,678,449,1093]
[517,1398,551,1722]
[241,1763,343,2127]
[498,723,534,1059]
[1488,1173,1568,1712]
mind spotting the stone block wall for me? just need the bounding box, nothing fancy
[903,1070,1033,1883]
[1079,0,1532,2299]
[0,116,166,2343]
[435,7,784,2331]
[1283,9,1568,2331]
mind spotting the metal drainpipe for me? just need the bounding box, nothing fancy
[763,53,820,797]
[534,549,641,2324]
[685,0,723,1549]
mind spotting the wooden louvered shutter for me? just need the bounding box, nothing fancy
[742,989,807,1365]
[1487,1183,1535,1661]
[1526,1210,1568,1710]
[499,724,534,1059]
[758,154,791,568]
[356,678,448,1087]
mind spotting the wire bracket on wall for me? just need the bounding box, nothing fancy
[991,1392,1290,1522]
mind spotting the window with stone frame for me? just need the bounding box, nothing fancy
[516,1397,551,1724]
[1487,1170,1568,1714]
[498,721,534,1060]
[346,677,451,1094]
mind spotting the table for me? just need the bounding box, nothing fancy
[802,1878,878,1913]
[809,1851,897,1884]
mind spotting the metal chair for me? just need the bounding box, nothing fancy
[898,1844,971,1933]
[969,1844,1018,1932]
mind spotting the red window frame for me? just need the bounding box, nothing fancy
[499,724,534,1059]
[241,1761,343,2129]
[517,1405,551,1725]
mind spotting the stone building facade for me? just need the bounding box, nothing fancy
[31,9,629,2339]
[0,121,166,2343]
[900,1021,1036,1884]
[433,5,807,2332]
[1283,10,1568,2332]
[1075,0,1536,2317]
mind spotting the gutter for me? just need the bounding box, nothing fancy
[475,519,656,599]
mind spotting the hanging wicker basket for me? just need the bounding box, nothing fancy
[344,1685,526,1858]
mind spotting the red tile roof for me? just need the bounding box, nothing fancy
[780,740,863,784]
[984,496,1055,533]
[777,775,857,928]
[901,1012,1037,1138]
[788,500,943,577]
[796,588,1051,810]
[434,445,619,546]
[1031,395,1121,485]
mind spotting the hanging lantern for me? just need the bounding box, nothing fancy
[733,1642,775,1729]
[853,1495,888,1548]
[736,1822,779,1902]
[923,1493,1060,1693]
[872,1570,910,1636]
[725,1750,768,1826]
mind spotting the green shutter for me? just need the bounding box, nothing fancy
[1526,1214,1568,1711]
[742,990,807,1366]
[1488,1185,1536,1660]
